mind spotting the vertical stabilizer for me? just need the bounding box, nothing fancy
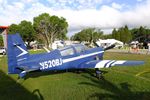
[7,33,29,74]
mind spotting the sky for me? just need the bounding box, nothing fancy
[0,0,150,36]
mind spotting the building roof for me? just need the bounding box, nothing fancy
[0,26,9,29]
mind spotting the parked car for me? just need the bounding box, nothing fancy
[0,47,6,55]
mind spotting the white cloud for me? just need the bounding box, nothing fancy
[47,0,104,9]
[21,0,39,4]
[0,0,150,36]
[111,2,123,10]
[13,2,25,10]
[137,0,143,2]
[0,0,8,9]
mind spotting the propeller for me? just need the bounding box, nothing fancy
[104,44,115,51]
[93,41,115,51]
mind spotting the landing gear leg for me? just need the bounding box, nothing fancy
[95,68,103,80]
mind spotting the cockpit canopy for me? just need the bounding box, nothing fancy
[58,44,89,57]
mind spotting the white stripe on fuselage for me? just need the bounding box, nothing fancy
[62,51,104,63]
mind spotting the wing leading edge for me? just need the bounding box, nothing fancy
[80,60,144,69]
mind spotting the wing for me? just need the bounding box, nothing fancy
[80,60,144,68]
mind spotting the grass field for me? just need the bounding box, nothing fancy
[0,51,150,100]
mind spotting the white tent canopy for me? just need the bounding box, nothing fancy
[96,39,124,48]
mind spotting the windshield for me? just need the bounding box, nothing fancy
[74,44,89,53]
[59,46,75,56]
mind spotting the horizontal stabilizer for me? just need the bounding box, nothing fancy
[80,60,144,69]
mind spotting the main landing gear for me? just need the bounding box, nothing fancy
[95,68,103,80]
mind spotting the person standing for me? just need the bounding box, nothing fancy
[147,42,150,54]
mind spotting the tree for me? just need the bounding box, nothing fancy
[72,31,88,42]
[112,28,120,40]
[112,26,132,44]
[0,36,3,46]
[131,26,150,43]
[92,29,103,43]
[8,21,35,46]
[119,27,126,43]
[19,20,35,46]
[33,13,68,48]
[124,25,132,43]
[0,29,5,46]
[115,30,120,41]
[72,28,103,44]
[8,24,19,34]
[103,34,112,39]
[112,28,117,39]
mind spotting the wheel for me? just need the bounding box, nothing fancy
[2,51,5,55]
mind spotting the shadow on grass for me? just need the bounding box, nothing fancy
[0,70,43,100]
[79,75,150,100]
[25,69,90,79]
[83,69,108,78]
[25,70,69,79]
[32,89,44,100]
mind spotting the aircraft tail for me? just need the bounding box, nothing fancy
[7,33,29,74]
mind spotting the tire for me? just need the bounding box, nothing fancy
[2,51,5,55]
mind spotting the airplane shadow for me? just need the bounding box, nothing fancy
[79,75,150,100]
[25,70,69,79]
[25,69,85,79]
[0,70,43,100]
[25,69,107,79]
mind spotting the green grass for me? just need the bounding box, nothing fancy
[28,49,46,54]
[0,52,150,100]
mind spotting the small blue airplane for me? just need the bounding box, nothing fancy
[6,33,144,78]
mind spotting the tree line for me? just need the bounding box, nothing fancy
[1,13,68,49]
[71,28,103,44]
[72,26,150,45]
[112,25,132,44]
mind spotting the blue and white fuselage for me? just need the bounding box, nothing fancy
[17,45,104,72]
